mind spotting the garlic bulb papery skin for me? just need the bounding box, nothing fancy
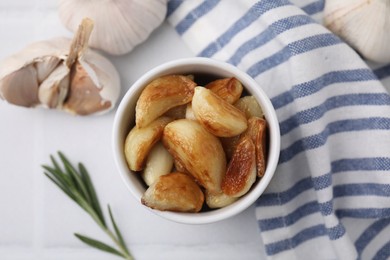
[0,18,120,115]
[59,0,168,55]
[63,45,120,115]
[0,39,68,107]
[324,0,390,63]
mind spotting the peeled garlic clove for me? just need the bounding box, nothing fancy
[205,77,243,104]
[0,64,39,107]
[136,75,196,128]
[220,135,241,161]
[163,104,187,120]
[222,136,257,198]
[162,119,227,194]
[242,117,267,177]
[124,116,173,171]
[185,103,196,121]
[192,87,247,137]
[141,172,204,213]
[186,74,195,81]
[59,0,168,55]
[324,0,390,63]
[205,190,238,209]
[173,158,188,173]
[142,142,174,186]
[234,96,264,119]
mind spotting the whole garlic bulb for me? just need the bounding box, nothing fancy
[0,18,120,115]
[324,0,390,63]
[59,0,168,55]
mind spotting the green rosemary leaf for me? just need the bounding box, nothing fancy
[44,172,77,203]
[58,152,92,204]
[43,152,133,259]
[50,154,63,173]
[108,205,130,255]
[74,233,124,257]
[79,162,106,226]
[71,190,106,229]
[42,165,74,189]
[50,155,77,187]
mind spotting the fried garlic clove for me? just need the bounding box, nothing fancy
[192,87,247,137]
[185,103,196,121]
[141,172,204,213]
[220,135,241,161]
[222,135,257,198]
[205,190,238,209]
[136,75,196,128]
[124,116,173,171]
[163,104,187,119]
[242,117,267,177]
[205,77,243,104]
[173,157,188,173]
[162,119,226,194]
[142,142,174,186]
[234,96,264,119]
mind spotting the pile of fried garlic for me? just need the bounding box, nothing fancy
[125,75,268,213]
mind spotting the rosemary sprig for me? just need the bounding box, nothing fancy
[42,152,133,260]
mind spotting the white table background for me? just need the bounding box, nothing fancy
[0,1,266,259]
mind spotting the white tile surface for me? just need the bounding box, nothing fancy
[0,2,266,259]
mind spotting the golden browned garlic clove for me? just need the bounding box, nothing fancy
[141,172,204,213]
[220,135,241,161]
[234,96,264,119]
[192,87,247,137]
[242,117,267,177]
[142,142,174,186]
[205,190,238,209]
[185,103,196,121]
[205,77,243,104]
[162,119,227,194]
[124,116,173,171]
[136,75,196,128]
[222,135,257,198]
[173,157,188,173]
[163,104,187,120]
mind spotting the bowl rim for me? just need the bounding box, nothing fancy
[112,57,280,224]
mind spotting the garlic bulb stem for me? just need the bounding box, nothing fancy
[66,18,94,68]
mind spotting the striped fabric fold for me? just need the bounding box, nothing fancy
[167,0,390,259]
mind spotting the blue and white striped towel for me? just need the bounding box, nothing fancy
[167,0,390,259]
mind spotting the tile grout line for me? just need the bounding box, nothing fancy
[32,0,45,256]
[32,109,46,258]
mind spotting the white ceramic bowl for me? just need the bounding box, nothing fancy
[112,57,280,224]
